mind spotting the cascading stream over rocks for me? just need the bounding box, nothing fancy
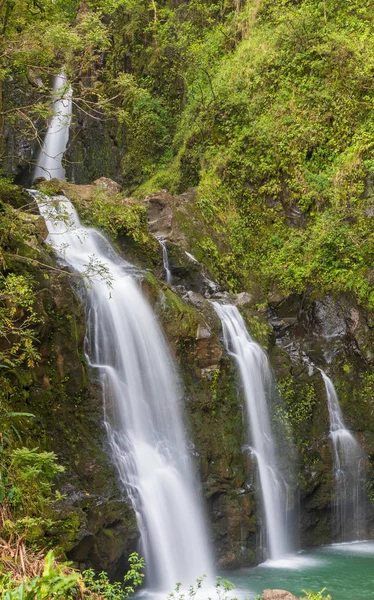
[31,75,214,593]
[213,303,292,562]
[320,370,367,542]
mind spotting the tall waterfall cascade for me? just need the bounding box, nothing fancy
[320,370,367,541]
[31,76,213,592]
[213,303,292,561]
[33,73,72,181]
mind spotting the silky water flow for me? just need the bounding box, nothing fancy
[31,75,214,593]
[320,370,367,542]
[213,303,292,562]
[33,73,72,181]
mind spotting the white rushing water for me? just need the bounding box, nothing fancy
[34,198,214,591]
[185,251,199,264]
[31,75,214,592]
[33,73,72,181]
[212,303,291,561]
[320,370,366,541]
[157,237,172,285]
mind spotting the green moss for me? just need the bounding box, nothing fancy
[36,180,64,197]
[243,314,272,349]
[0,179,30,209]
[159,287,200,342]
[278,377,317,427]
[115,0,374,307]
[57,183,161,270]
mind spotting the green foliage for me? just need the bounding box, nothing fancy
[244,315,271,348]
[0,181,45,368]
[0,551,79,600]
[0,396,34,503]
[102,0,374,306]
[0,551,144,600]
[168,575,243,600]
[81,552,144,599]
[278,377,317,427]
[7,448,64,514]
[301,588,332,600]
[0,272,41,368]
[3,448,64,544]
[93,0,236,190]
[80,189,149,243]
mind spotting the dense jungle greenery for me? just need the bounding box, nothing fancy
[4,0,374,302]
[1,0,374,597]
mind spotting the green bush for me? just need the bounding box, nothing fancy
[0,551,79,600]
[81,552,144,599]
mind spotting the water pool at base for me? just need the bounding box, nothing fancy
[223,542,374,599]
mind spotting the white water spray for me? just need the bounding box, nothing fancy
[33,73,72,181]
[320,370,366,541]
[213,303,291,561]
[32,77,214,592]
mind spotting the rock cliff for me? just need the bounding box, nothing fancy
[4,177,374,574]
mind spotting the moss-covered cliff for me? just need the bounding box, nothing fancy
[2,0,374,578]
[31,179,374,565]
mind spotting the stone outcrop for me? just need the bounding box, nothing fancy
[93,177,122,194]
[266,292,374,544]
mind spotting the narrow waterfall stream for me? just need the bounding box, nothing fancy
[157,237,172,285]
[31,76,214,593]
[213,303,292,562]
[320,370,367,541]
[33,73,72,180]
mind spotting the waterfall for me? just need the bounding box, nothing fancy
[185,251,199,264]
[213,303,291,561]
[157,237,172,285]
[33,73,72,181]
[32,76,214,592]
[320,370,366,541]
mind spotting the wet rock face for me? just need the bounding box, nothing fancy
[65,107,125,185]
[195,324,222,370]
[145,190,175,238]
[266,291,374,545]
[2,74,48,185]
[155,238,209,294]
[267,293,373,367]
[13,181,374,570]
[144,190,220,295]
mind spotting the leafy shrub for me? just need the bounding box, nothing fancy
[0,551,79,600]
[81,552,144,599]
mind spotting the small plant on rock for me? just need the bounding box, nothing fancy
[301,588,332,600]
